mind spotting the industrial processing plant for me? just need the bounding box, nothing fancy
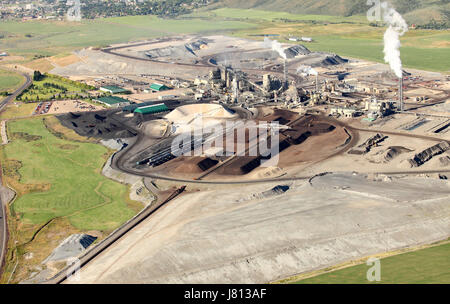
[0,1,449,287]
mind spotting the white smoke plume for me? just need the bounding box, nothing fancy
[67,0,81,22]
[297,65,318,76]
[263,37,287,60]
[381,2,408,78]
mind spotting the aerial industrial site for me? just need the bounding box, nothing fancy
[0,1,448,287]
[27,33,447,283]
[53,34,450,181]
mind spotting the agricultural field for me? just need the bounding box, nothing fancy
[0,68,25,93]
[0,102,36,120]
[291,241,450,284]
[193,8,450,73]
[0,117,143,283]
[17,73,95,102]
[1,11,448,73]
[0,16,255,60]
[193,7,367,23]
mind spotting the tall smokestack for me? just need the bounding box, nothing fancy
[399,76,404,111]
[232,76,238,103]
[283,59,288,89]
[315,74,319,92]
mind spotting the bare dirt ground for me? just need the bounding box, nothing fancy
[51,48,212,80]
[47,35,450,284]
[69,173,449,284]
[47,100,103,115]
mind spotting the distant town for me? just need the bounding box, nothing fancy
[0,0,214,20]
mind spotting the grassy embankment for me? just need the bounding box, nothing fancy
[0,68,25,93]
[277,240,450,284]
[0,116,143,283]
[0,68,32,120]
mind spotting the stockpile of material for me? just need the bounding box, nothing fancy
[285,45,311,58]
[320,54,348,66]
[43,234,97,263]
[145,39,208,59]
[408,141,450,167]
[439,156,450,166]
[237,185,290,203]
[349,133,388,155]
[383,146,413,162]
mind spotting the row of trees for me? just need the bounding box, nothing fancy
[18,70,96,102]
[33,70,45,81]
[43,82,68,92]
[415,19,449,30]
[17,92,89,102]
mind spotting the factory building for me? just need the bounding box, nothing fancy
[148,83,171,92]
[330,107,358,118]
[95,96,130,107]
[134,103,169,115]
[364,98,396,117]
[100,85,131,94]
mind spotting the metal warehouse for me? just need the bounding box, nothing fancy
[95,96,130,107]
[134,103,169,115]
[149,83,171,92]
[100,85,131,94]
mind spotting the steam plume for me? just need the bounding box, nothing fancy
[297,65,318,76]
[263,37,287,60]
[382,2,408,78]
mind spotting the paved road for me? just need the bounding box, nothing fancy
[0,70,31,277]
[113,114,450,185]
[0,72,32,112]
[0,189,6,276]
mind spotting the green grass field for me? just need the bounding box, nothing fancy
[0,68,25,93]
[1,11,448,72]
[0,102,36,120]
[3,117,138,230]
[293,242,450,284]
[194,8,367,23]
[195,8,450,73]
[0,116,144,282]
[0,16,255,58]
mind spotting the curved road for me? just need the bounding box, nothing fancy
[113,114,450,185]
[101,41,303,82]
[0,70,32,277]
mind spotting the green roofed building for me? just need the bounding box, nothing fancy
[100,85,131,94]
[148,83,171,92]
[95,96,130,107]
[134,103,169,115]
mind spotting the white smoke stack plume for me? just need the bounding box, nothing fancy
[263,37,287,60]
[381,2,408,78]
[297,65,318,76]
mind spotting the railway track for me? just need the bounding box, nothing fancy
[113,113,450,185]
[44,185,186,284]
